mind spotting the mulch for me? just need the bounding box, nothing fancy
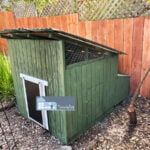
[0,97,149,150]
[72,97,150,150]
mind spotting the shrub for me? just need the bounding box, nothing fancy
[0,53,14,101]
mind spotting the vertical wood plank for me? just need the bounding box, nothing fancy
[38,17,44,28]
[42,17,48,28]
[107,19,114,48]
[50,16,57,28]
[78,21,86,38]
[69,14,79,35]
[3,12,9,29]
[46,17,52,28]
[91,21,98,42]
[103,20,109,45]
[131,17,144,94]
[65,69,73,138]
[0,12,8,53]
[81,64,87,129]
[85,21,92,40]
[0,12,4,30]
[141,17,150,97]
[67,14,73,34]
[7,12,16,29]
[97,20,107,45]
[60,15,68,32]
[53,15,61,29]
[8,40,26,115]
[114,19,124,73]
[21,18,28,28]
[123,18,133,75]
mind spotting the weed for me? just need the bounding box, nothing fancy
[0,53,14,101]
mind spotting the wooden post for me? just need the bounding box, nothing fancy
[127,105,137,125]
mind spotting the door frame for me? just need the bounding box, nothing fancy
[20,73,49,130]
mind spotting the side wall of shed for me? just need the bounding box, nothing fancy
[8,39,67,143]
[64,55,129,141]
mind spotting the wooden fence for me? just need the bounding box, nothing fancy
[0,11,150,98]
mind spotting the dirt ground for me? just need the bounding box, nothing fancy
[0,97,149,150]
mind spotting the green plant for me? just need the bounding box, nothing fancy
[0,53,14,101]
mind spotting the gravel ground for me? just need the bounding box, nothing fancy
[0,97,150,150]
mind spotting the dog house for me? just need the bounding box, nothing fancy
[0,29,130,144]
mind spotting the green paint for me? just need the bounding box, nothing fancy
[7,39,129,144]
[65,55,130,141]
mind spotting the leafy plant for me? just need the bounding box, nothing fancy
[0,53,14,101]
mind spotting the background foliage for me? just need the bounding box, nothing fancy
[0,52,14,101]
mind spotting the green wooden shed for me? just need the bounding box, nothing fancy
[0,28,130,144]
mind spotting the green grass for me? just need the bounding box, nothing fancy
[0,53,14,101]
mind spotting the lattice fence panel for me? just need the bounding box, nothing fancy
[2,0,150,20]
[41,0,76,16]
[78,0,150,20]
[13,1,37,18]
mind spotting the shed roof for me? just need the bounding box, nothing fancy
[0,28,124,54]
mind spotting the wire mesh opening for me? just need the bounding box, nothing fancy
[65,42,105,65]
[88,49,103,59]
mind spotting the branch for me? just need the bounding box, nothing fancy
[129,67,150,107]
[128,67,150,125]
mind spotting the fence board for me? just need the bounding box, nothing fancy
[51,16,58,28]
[60,15,68,32]
[42,17,48,28]
[107,20,114,48]
[96,21,104,44]
[114,19,124,73]
[22,18,29,28]
[91,21,98,42]
[123,18,133,75]
[0,11,150,97]
[85,21,92,40]
[78,21,86,38]
[68,14,79,35]
[0,12,11,53]
[131,17,144,94]
[141,17,150,97]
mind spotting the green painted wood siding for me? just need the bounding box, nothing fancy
[7,39,129,144]
[64,55,129,141]
[8,39,67,143]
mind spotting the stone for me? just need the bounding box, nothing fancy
[58,146,72,150]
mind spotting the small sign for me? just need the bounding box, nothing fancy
[36,96,75,111]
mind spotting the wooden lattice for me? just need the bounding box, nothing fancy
[13,1,37,18]
[78,0,150,20]
[9,0,150,20]
[40,0,76,16]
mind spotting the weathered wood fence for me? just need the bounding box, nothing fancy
[0,11,150,98]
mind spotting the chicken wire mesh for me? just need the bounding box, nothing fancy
[65,42,104,65]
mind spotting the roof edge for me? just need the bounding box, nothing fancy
[0,28,125,55]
